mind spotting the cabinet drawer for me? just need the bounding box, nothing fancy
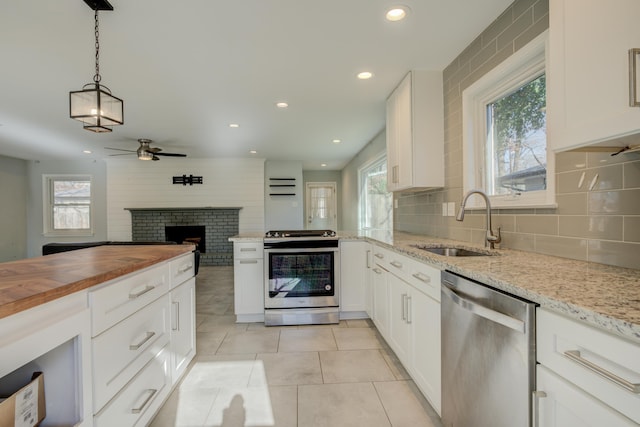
[403,257,440,301]
[92,294,170,411]
[372,246,395,270]
[90,263,170,336]
[537,308,640,423]
[170,252,195,288]
[233,242,263,259]
[94,345,170,427]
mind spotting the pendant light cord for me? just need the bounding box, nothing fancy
[93,8,101,84]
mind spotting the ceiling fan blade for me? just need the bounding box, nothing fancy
[109,153,135,157]
[154,152,187,157]
[105,147,137,153]
[152,155,160,161]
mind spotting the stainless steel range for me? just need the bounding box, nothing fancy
[264,229,339,326]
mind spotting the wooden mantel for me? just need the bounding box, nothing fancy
[0,245,194,319]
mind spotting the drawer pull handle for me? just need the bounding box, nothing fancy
[240,247,257,252]
[373,268,383,275]
[129,285,155,299]
[412,273,431,284]
[374,253,384,259]
[129,331,156,350]
[390,261,403,268]
[131,388,158,414]
[564,350,640,394]
[178,264,193,273]
[239,260,258,264]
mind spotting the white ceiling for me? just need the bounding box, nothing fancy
[0,0,512,170]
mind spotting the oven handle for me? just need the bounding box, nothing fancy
[264,247,339,254]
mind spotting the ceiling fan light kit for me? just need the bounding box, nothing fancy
[69,0,123,133]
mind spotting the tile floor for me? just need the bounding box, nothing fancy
[150,266,442,427]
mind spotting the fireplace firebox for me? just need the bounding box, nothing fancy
[165,225,206,253]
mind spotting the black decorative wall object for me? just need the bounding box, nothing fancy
[173,175,203,186]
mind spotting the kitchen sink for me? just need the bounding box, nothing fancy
[410,245,496,257]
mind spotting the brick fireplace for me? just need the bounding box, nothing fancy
[127,207,241,266]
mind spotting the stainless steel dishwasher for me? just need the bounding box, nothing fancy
[441,270,536,427]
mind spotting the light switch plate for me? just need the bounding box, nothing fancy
[442,203,447,216]
[447,202,456,217]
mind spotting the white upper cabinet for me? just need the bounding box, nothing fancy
[386,70,444,191]
[548,0,640,151]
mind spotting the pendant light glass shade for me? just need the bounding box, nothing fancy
[70,83,123,133]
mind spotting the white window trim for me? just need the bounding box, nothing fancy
[462,30,556,209]
[43,174,94,237]
[357,152,389,231]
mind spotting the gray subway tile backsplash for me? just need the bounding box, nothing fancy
[393,0,640,269]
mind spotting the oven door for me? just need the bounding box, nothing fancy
[264,246,339,309]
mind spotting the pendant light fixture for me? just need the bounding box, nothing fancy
[69,0,123,133]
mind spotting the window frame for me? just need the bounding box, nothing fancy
[357,152,392,231]
[43,174,94,237]
[462,30,555,209]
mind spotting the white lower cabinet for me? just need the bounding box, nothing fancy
[536,365,637,427]
[94,345,171,427]
[339,240,369,317]
[233,241,265,322]
[371,244,442,414]
[371,264,390,337]
[170,277,196,385]
[536,308,640,425]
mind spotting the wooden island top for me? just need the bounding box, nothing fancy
[0,244,195,319]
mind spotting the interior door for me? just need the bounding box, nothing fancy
[305,182,337,230]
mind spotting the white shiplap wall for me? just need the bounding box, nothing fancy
[106,158,265,240]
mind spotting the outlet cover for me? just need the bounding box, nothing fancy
[447,202,456,217]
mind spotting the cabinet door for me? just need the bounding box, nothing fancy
[170,277,195,385]
[387,274,410,364]
[386,73,412,191]
[339,241,368,313]
[409,289,441,416]
[536,365,637,427]
[233,258,264,315]
[548,0,640,150]
[372,265,389,337]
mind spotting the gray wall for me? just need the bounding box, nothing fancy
[26,159,108,258]
[303,170,343,230]
[0,156,28,261]
[264,160,304,230]
[394,0,640,269]
[341,130,387,231]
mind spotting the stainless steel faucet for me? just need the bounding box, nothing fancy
[456,189,501,249]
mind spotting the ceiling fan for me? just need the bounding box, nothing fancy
[106,138,187,161]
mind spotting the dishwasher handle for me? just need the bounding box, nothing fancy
[442,282,525,333]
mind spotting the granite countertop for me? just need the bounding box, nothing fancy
[229,231,640,343]
[0,244,195,319]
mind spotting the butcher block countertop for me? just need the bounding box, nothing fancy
[0,244,194,320]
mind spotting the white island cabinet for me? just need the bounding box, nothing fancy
[548,0,640,151]
[232,240,265,322]
[535,308,640,426]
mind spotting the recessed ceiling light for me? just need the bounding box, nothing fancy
[385,6,409,22]
[357,71,373,80]
[83,150,92,154]
[321,163,327,167]
[276,102,289,108]
[249,150,257,154]
[332,139,341,144]
[229,123,239,128]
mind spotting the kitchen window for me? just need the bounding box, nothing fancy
[358,154,392,231]
[462,31,555,208]
[43,175,93,236]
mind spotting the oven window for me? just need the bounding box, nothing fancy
[268,252,335,298]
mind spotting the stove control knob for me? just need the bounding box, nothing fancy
[322,231,329,237]
[330,231,336,237]
[265,232,272,237]
[274,232,280,237]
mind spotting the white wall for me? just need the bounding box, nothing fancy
[26,159,108,258]
[0,156,28,261]
[341,130,387,231]
[107,158,265,240]
[264,160,304,230]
